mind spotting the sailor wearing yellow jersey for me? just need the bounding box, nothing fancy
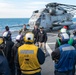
[15,32,45,75]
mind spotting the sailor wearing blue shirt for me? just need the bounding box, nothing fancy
[51,33,76,75]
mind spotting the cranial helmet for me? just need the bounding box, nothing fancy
[24,32,34,43]
[16,35,22,41]
[3,31,11,41]
[59,33,70,42]
[60,28,67,33]
[3,31,11,38]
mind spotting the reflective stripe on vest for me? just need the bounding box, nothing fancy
[62,46,75,51]
[18,44,41,74]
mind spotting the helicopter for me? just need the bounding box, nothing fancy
[28,2,76,31]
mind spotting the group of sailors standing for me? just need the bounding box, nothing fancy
[0,24,47,75]
[0,24,76,75]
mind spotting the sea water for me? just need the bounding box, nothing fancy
[0,18,29,32]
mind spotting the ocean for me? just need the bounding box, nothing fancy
[0,18,29,32]
[0,18,76,40]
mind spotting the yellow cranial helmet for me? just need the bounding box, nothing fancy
[0,38,3,45]
[24,32,34,43]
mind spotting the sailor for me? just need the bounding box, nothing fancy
[15,32,45,75]
[37,26,47,53]
[68,30,76,48]
[51,33,76,75]
[2,31,14,75]
[71,30,76,74]
[72,30,76,46]
[0,36,10,75]
[12,31,23,75]
[15,30,24,45]
[32,25,40,45]
[20,24,29,36]
[3,26,12,41]
[55,32,70,49]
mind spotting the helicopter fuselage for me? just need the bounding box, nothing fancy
[28,3,75,31]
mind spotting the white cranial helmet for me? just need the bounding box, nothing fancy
[16,35,22,41]
[60,28,67,33]
[3,32,8,37]
[24,32,34,43]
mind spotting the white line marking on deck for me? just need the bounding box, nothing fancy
[47,33,57,35]
[47,42,55,44]
[46,43,53,55]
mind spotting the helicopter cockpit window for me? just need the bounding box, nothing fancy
[43,9,49,13]
[31,14,40,19]
[34,10,39,13]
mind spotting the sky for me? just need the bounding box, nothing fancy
[0,0,76,18]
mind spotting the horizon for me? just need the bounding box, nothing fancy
[0,17,76,19]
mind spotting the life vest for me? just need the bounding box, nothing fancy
[57,38,61,46]
[68,36,76,48]
[18,44,41,74]
[68,38,73,45]
[57,38,73,46]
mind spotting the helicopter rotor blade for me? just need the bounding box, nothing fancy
[57,3,76,7]
[46,3,76,10]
